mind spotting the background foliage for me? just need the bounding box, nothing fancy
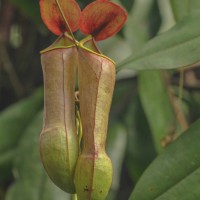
[1,0,200,200]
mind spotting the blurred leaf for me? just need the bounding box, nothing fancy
[129,119,200,200]
[124,0,154,50]
[118,11,200,71]
[148,0,161,37]
[10,0,42,24]
[0,149,16,182]
[99,35,132,63]
[0,188,5,200]
[106,121,127,200]
[188,91,200,121]
[190,0,200,11]
[124,18,148,50]
[125,95,156,182]
[157,0,175,33]
[119,0,134,12]
[170,0,200,22]
[170,0,189,21]
[5,111,71,200]
[110,78,136,119]
[139,70,176,153]
[0,88,43,153]
[123,0,173,152]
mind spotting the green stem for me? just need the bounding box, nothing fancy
[174,67,186,132]
[72,194,77,200]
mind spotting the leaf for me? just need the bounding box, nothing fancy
[170,0,190,21]
[139,70,176,153]
[125,95,156,182]
[0,150,15,167]
[170,0,200,22]
[118,11,200,71]
[128,119,200,200]
[0,149,16,182]
[5,111,71,200]
[110,72,135,119]
[124,0,154,49]
[39,0,81,35]
[0,88,43,153]
[106,121,127,200]
[190,0,200,11]
[98,35,132,63]
[0,89,43,182]
[189,92,200,120]
[10,0,42,24]
[79,0,127,41]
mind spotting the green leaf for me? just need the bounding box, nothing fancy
[124,0,154,50]
[125,95,156,182]
[118,11,200,71]
[0,149,16,182]
[139,70,176,153]
[170,0,189,21]
[189,92,200,119]
[0,88,43,153]
[190,0,200,11]
[10,0,42,24]
[106,121,127,200]
[0,150,15,167]
[128,119,200,200]
[170,0,200,21]
[110,78,135,119]
[99,35,132,63]
[5,111,70,200]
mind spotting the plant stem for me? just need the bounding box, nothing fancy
[72,194,77,200]
[174,67,188,131]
